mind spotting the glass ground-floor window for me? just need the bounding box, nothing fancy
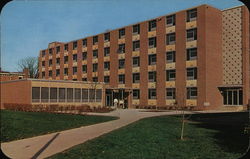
[223,88,243,105]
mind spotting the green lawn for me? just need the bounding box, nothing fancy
[48,112,248,159]
[1,110,118,142]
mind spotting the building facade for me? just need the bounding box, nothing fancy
[38,4,249,110]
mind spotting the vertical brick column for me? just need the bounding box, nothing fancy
[110,30,118,87]
[242,6,249,106]
[156,16,166,107]
[197,6,207,108]
[175,11,186,107]
[68,42,73,80]
[60,44,64,80]
[139,22,148,107]
[87,37,93,81]
[77,39,83,81]
[98,34,104,82]
[45,49,49,79]
[125,26,133,108]
[38,51,42,78]
[52,47,56,79]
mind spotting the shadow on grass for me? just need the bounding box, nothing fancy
[187,112,249,156]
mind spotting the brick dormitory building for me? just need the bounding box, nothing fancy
[1,4,249,110]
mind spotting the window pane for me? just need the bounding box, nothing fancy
[75,88,81,102]
[41,87,49,102]
[67,88,73,102]
[32,87,40,102]
[82,89,89,102]
[59,88,65,102]
[50,87,57,102]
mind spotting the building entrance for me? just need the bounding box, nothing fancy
[105,88,131,108]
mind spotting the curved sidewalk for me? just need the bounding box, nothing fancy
[1,109,234,159]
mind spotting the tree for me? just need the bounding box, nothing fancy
[17,57,38,78]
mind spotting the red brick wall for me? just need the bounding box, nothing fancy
[1,80,31,109]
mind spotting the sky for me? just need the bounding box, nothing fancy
[0,0,244,72]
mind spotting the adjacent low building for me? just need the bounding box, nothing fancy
[1,79,105,109]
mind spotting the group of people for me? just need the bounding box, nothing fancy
[113,98,127,109]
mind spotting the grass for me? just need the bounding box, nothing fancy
[1,110,118,142]
[48,112,249,159]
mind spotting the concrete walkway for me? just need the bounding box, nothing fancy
[1,109,237,159]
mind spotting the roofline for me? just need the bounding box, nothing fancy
[0,78,105,85]
[41,3,219,51]
[222,5,244,11]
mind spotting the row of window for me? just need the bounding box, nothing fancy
[42,48,197,67]
[32,87,102,103]
[133,87,197,100]
[42,28,197,57]
[43,67,197,84]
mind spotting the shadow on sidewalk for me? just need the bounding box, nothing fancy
[31,133,60,159]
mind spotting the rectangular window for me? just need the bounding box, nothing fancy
[133,89,140,99]
[96,89,102,102]
[67,88,73,102]
[59,88,65,102]
[119,28,125,39]
[166,70,176,81]
[104,47,110,56]
[32,87,40,102]
[42,50,46,57]
[187,87,197,99]
[82,78,87,81]
[93,49,98,58]
[93,77,98,82]
[148,54,157,65]
[133,24,140,34]
[166,51,175,63]
[56,69,60,76]
[119,74,125,84]
[166,88,176,99]
[148,89,156,99]
[166,14,175,26]
[49,59,52,66]
[42,72,45,78]
[148,71,156,82]
[93,36,98,44]
[56,46,60,53]
[82,39,87,47]
[133,73,140,83]
[64,44,68,51]
[73,54,77,62]
[148,20,156,31]
[119,59,125,69]
[64,56,68,64]
[75,88,81,102]
[166,33,176,45]
[73,67,77,75]
[187,8,197,22]
[133,40,140,51]
[56,58,60,65]
[42,61,45,67]
[187,67,197,80]
[41,87,49,102]
[82,89,88,102]
[148,37,156,48]
[93,63,98,72]
[82,52,87,60]
[104,61,110,71]
[118,44,125,53]
[104,32,110,41]
[187,48,197,60]
[49,71,52,77]
[64,68,68,75]
[89,89,95,102]
[133,57,140,67]
[104,76,110,83]
[49,48,53,55]
[187,28,197,41]
[73,41,77,50]
[82,65,87,73]
[50,87,57,102]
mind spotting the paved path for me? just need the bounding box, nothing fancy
[1,109,237,159]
